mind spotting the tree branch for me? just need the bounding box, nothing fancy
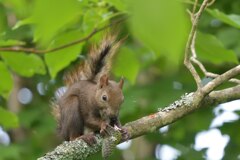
[38,86,240,160]
[191,0,199,17]
[185,0,240,88]
[190,58,240,84]
[201,65,240,95]
[184,0,210,89]
[0,18,127,54]
[37,1,240,159]
[206,85,240,105]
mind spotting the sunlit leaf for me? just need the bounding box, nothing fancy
[82,8,102,34]
[0,52,46,77]
[82,5,112,34]
[105,0,127,11]
[0,4,7,34]
[1,0,28,17]
[129,0,189,66]
[0,40,25,46]
[0,61,13,98]
[0,145,21,160]
[44,30,83,78]
[113,47,140,84]
[0,107,19,129]
[196,32,238,64]
[207,9,240,29]
[30,0,82,45]
[12,18,32,30]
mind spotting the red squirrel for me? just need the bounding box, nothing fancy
[52,34,126,145]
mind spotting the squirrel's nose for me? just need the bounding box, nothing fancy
[110,116,117,126]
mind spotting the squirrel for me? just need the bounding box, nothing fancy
[52,34,127,145]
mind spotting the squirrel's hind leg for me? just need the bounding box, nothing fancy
[59,95,84,141]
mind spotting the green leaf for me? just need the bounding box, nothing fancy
[217,28,240,48]
[0,145,21,160]
[82,8,102,33]
[81,5,112,34]
[0,4,8,34]
[207,9,240,29]
[196,32,238,64]
[105,0,127,11]
[129,0,189,66]
[12,18,32,30]
[30,0,82,45]
[0,107,19,129]
[0,52,46,77]
[44,30,83,78]
[1,0,28,17]
[0,143,20,159]
[0,39,25,47]
[0,61,13,98]
[113,47,140,84]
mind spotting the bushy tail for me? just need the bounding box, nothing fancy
[51,87,67,134]
[64,34,122,86]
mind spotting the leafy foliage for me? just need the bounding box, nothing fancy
[1,52,46,77]
[196,32,238,64]
[129,0,189,66]
[207,9,240,29]
[44,30,84,78]
[113,47,140,83]
[0,40,25,46]
[0,62,13,98]
[0,107,18,129]
[27,0,82,46]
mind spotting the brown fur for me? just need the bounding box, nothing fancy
[63,34,122,86]
[57,78,124,142]
[52,34,125,143]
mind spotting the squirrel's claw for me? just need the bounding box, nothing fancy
[113,125,130,141]
[100,123,111,137]
[113,125,121,131]
[119,128,130,141]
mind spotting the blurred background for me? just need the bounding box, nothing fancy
[0,0,240,159]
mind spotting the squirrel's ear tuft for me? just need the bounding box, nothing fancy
[99,74,109,88]
[118,77,124,89]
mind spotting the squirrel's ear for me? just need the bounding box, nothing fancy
[99,74,109,88]
[118,77,124,89]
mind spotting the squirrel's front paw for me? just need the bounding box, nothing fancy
[100,122,111,137]
[119,127,130,141]
[80,134,97,146]
[112,125,130,141]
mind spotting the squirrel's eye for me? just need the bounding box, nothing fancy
[102,95,108,101]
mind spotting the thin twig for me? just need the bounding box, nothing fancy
[201,65,240,95]
[184,61,202,88]
[191,58,240,84]
[188,0,240,86]
[184,0,210,89]
[0,18,127,54]
[208,85,240,102]
[190,32,197,58]
[207,0,216,6]
[192,0,199,16]
[184,0,209,60]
